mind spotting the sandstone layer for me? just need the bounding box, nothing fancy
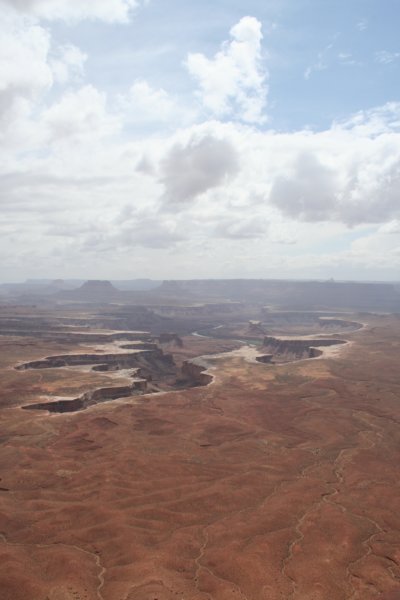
[262,336,346,362]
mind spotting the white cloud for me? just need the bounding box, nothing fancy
[118,80,178,126]
[336,102,400,136]
[304,41,335,79]
[116,213,186,249]
[42,85,121,141]
[269,152,339,221]
[0,0,139,23]
[186,16,268,123]
[50,44,87,85]
[159,133,240,204]
[379,220,400,234]
[0,12,53,118]
[0,9,88,148]
[338,52,361,67]
[375,50,400,65]
[0,4,399,281]
[349,230,400,269]
[356,19,368,32]
[162,105,400,228]
[213,214,269,239]
[259,105,400,225]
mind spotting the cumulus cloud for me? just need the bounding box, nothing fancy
[42,85,120,141]
[117,214,186,249]
[230,103,400,227]
[270,150,400,226]
[118,80,178,125]
[379,220,400,234]
[269,152,338,221]
[337,102,400,136]
[1,1,399,280]
[0,12,53,118]
[349,229,400,270]
[0,8,89,143]
[213,214,269,239]
[0,0,139,23]
[186,16,268,123]
[343,159,400,226]
[159,134,239,204]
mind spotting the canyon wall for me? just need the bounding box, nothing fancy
[262,336,345,361]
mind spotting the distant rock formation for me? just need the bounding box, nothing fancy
[57,279,121,303]
[247,320,265,336]
[317,317,362,330]
[156,279,400,311]
[16,347,175,372]
[77,280,118,298]
[262,336,346,361]
[158,333,184,347]
[21,349,212,413]
[22,382,148,413]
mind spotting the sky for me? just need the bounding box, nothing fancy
[0,0,399,282]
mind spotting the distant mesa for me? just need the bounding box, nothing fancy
[157,279,400,311]
[79,280,117,294]
[61,280,120,302]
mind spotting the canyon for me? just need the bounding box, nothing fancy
[0,293,399,600]
[16,334,213,413]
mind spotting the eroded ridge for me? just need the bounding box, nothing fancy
[262,335,347,362]
[19,340,213,413]
[22,360,213,413]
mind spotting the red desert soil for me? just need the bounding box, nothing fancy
[0,315,400,599]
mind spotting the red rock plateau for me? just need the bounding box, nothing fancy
[0,309,400,600]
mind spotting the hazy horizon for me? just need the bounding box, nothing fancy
[1,275,399,286]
